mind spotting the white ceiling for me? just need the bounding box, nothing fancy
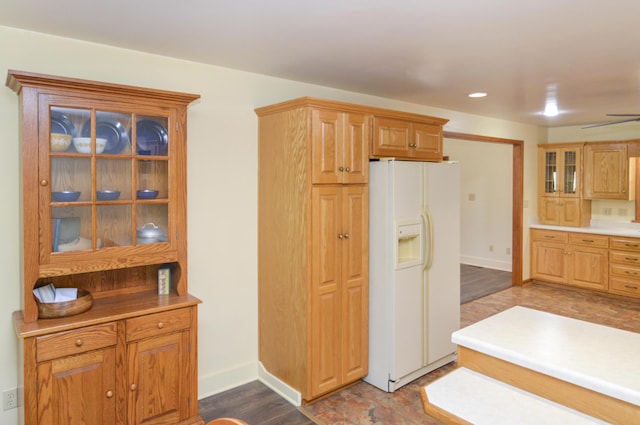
[3,0,640,128]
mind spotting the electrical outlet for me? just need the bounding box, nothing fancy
[2,388,17,411]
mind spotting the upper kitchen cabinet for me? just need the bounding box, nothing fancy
[583,142,636,200]
[311,108,369,184]
[371,114,449,161]
[7,70,200,322]
[537,143,591,227]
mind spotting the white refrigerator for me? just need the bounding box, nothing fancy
[365,159,460,392]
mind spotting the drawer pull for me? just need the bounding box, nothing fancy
[624,271,638,276]
[106,390,113,399]
[581,239,594,243]
[75,339,83,347]
[130,384,137,391]
[625,257,639,261]
[625,243,639,248]
[544,235,556,239]
[625,285,639,290]
[157,322,164,329]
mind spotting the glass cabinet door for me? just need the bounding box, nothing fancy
[48,106,171,254]
[543,151,557,194]
[563,150,578,195]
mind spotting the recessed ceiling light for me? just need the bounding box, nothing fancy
[468,92,487,98]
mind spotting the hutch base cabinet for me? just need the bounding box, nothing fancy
[7,71,203,425]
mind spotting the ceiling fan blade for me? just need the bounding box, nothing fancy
[582,117,640,128]
[606,114,640,117]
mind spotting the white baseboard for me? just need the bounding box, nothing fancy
[257,362,302,406]
[198,360,258,400]
[461,255,512,272]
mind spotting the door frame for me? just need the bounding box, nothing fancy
[443,131,524,285]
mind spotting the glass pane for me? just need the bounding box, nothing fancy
[544,152,557,193]
[51,157,91,202]
[98,205,132,247]
[136,204,169,245]
[81,111,132,156]
[50,107,89,153]
[97,158,132,201]
[137,160,168,199]
[563,151,577,194]
[51,206,93,253]
[134,115,169,157]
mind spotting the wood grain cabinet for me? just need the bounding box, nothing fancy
[609,236,640,298]
[7,71,203,425]
[583,142,635,200]
[371,115,448,161]
[537,144,591,227]
[256,97,370,402]
[531,229,608,291]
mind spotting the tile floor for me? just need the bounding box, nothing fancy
[301,282,640,424]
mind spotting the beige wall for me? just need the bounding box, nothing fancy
[0,25,544,422]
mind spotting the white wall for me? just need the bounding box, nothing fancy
[445,140,513,271]
[0,25,545,423]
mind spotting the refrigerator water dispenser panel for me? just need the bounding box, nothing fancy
[395,221,423,269]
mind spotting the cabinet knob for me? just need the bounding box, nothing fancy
[338,166,344,172]
[338,234,344,239]
[106,390,113,399]
[345,167,350,172]
[75,339,83,347]
[40,179,49,187]
[130,384,137,391]
[343,233,349,239]
[157,322,164,329]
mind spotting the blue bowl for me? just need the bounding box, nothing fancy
[52,191,81,202]
[97,190,121,201]
[137,189,159,199]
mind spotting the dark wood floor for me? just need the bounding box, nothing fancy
[460,263,512,304]
[198,380,316,424]
[199,264,512,424]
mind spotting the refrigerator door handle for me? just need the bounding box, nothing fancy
[421,209,434,271]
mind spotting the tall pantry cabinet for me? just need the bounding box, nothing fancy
[7,71,203,425]
[256,98,369,402]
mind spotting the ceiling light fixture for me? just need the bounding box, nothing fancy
[468,92,487,98]
[543,102,559,117]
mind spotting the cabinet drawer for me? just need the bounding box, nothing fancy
[531,229,568,243]
[610,250,640,266]
[568,233,608,248]
[610,263,640,281]
[126,308,191,342]
[610,237,640,252]
[36,322,117,362]
[610,277,640,298]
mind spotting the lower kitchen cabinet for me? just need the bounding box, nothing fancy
[609,236,640,298]
[531,229,608,291]
[17,303,202,425]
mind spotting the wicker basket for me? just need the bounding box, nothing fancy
[36,289,93,319]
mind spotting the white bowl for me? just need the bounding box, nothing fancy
[51,133,72,152]
[73,137,107,154]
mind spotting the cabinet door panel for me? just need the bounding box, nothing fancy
[412,122,442,160]
[343,113,369,184]
[531,242,567,283]
[37,348,116,425]
[128,332,186,425]
[371,116,411,157]
[311,187,342,397]
[558,198,582,227]
[341,186,368,382]
[583,144,629,199]
[538,197,559,224]
[570,246,608,290]
[311,109,342,184]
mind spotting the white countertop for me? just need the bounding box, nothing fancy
[425,367,608,424]
[530,221,640,238]
[452,306,640,407]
